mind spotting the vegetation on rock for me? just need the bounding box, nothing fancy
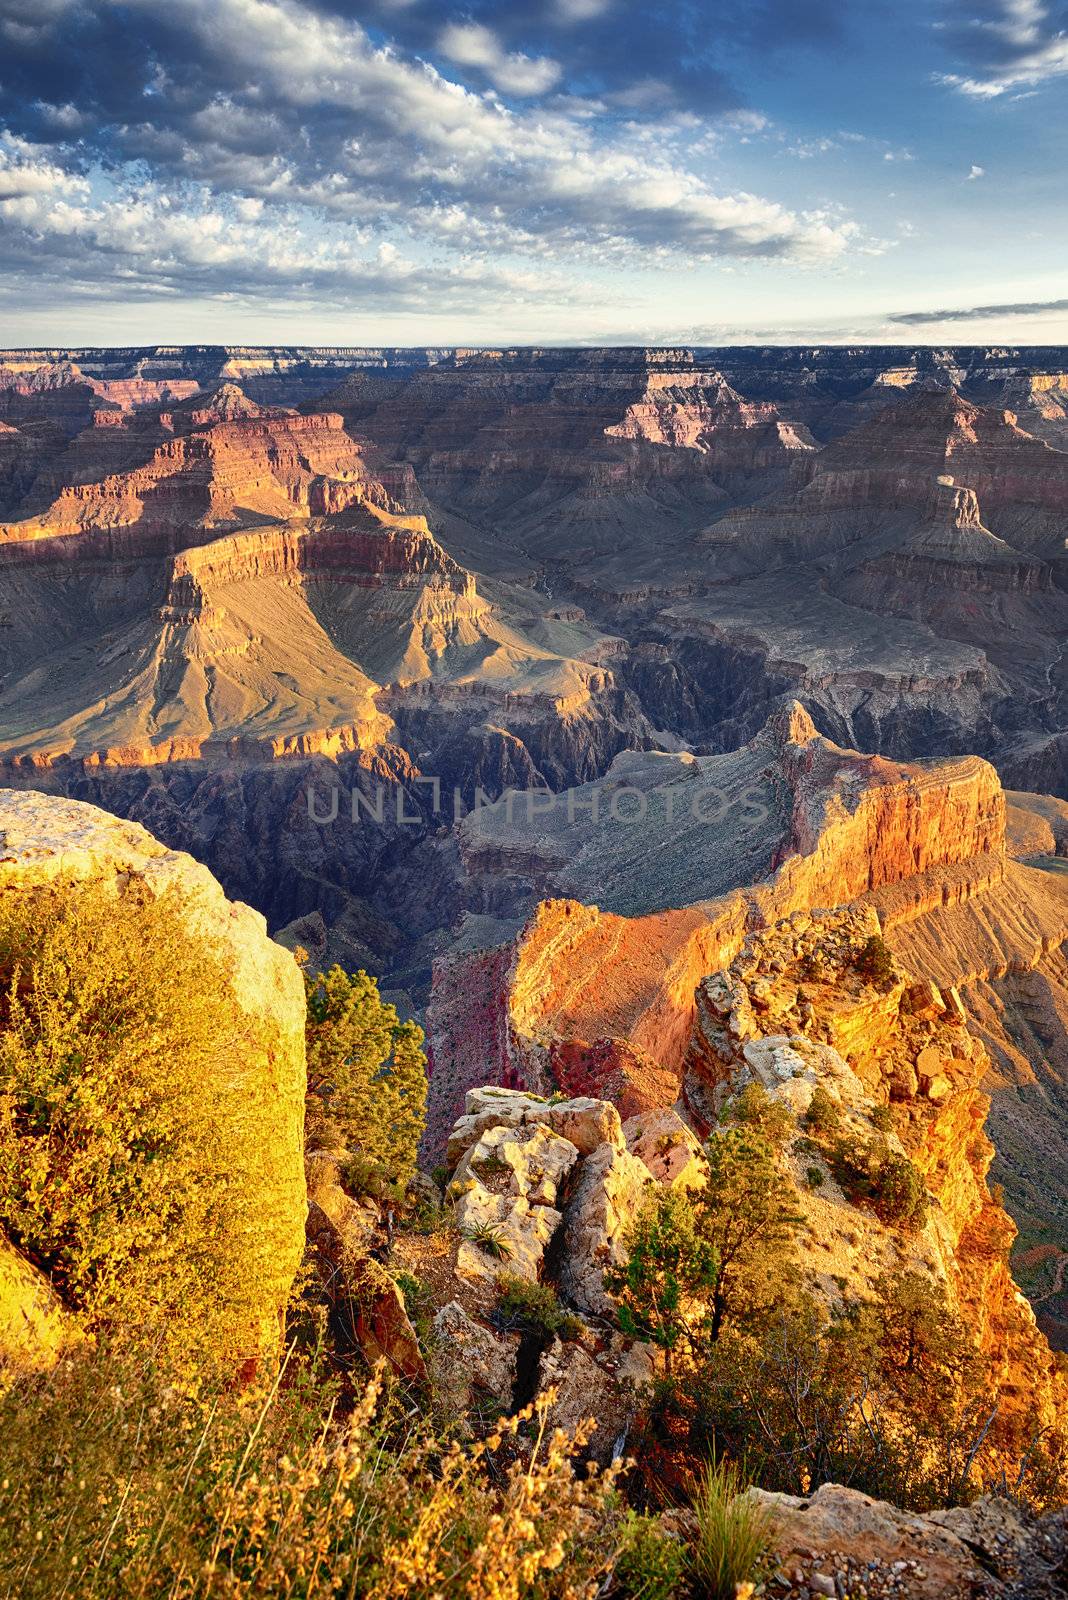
[0,886,268,1364]
[304,963,427,1195]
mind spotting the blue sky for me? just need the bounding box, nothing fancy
[0,0,1064,344]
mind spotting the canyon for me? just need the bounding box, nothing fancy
[1,342,1068,1346]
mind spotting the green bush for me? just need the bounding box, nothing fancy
[0,885,266,1362]
[871,1105,895,1133]
[690,1457,772,1600]
[854,934,895,991]
[304,965,427,1192]
[871,1151,927,1229]
[806,1165,825,1189]
[613,1511,686,1600]
[494,1275,583,1342]
[721,1081,794,1149]
[802,1085,841,1137]
[829,1135,927,1231]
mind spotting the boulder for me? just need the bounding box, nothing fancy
[942,986,968,1027]
[750,1482,990,1600]
[536,1338,633,1463]
[453,1121,578,1207]
[306,1205,426,1385]
[431,1301,518,1414]
[623,1108,706,1190]
[450,1122,580,1284]
[560,1142,652,1318]
[446,1087,624,1170]
[903,979,947,1021]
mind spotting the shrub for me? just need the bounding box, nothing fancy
[722,1081,795,1149]
[871,1152,927,1230]
[494,1275,583,1342]
[613,1511,687,1600]
[690,1457,772,1600]
[830,1136,927,1231]
[0,885,269,1362]
[802,1085,841,1137]
[304,965,427,1192]
[806,1166,825,1189]
[871,1105,895,1133]
[854,934,895,991]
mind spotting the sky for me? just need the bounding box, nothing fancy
[0,0,1065,345]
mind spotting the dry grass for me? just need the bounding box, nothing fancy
[0,1342,622,1600]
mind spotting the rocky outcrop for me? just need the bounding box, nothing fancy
[0,789,307,1366]
[753,1483,1017,1599]
[425,706,1012,1154]
[686,904,1068,1442]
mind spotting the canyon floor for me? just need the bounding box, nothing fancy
[3,341,1068,1338]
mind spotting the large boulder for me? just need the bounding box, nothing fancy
[450,1121,580,1284]
[0,790,307,1367]
[446,1088,624,1169]
[560,1142,652,1318]
[431,1301,519,1416]
[750,1483,994,1600]
[623,1108,706,1190]
[536,1335,653,1464]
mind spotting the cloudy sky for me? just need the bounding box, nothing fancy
[0,0,1065,344]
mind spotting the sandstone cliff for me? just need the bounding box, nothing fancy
[423,704,1014,1154]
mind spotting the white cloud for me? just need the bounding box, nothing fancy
[0,133,89,202]
[437,21,562,97]
[966,164,985,179]
[940,0,1068,96]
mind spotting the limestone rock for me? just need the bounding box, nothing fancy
[0,789,307,1366]
[536,1338,633,1463]
[450,1121,580,1284]
[431,1301,518,1413]
[453,1121,578,1207]
[750,1482,989,1600]
[446,1087,623,1169]
[904,979,946,1021]
[623,1108,706,1190]
[560,1142,652,1318]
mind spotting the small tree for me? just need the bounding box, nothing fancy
[604,1187,719,1370]
[721,1081,794,1149]
[697,1126,802,1342]
[304,965,427,1192]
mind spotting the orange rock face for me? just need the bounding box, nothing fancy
[423,707,1014,1153]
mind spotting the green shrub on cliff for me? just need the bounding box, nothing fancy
[304,965,427,1192]
[854,933,895,991]
[0,886,260,1360]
